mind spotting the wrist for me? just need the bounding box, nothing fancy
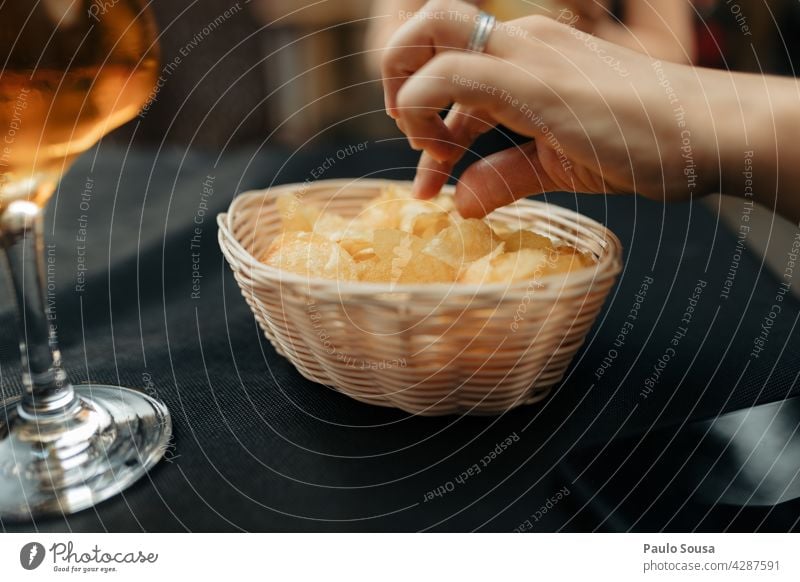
[713,73,800,221]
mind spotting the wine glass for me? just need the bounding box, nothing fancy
[0,0,170,520]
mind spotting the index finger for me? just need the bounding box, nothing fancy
[381,0,511,117]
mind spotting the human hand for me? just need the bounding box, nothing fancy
[382,0,723,217]
[554,0,607,33]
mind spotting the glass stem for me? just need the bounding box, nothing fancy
[1,200,74,419]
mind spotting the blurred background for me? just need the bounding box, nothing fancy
[111,0,800,292]
[121,0,800,148]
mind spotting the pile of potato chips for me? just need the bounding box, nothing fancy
[261,185,594,284]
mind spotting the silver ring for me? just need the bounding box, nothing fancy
[466,11,496,53]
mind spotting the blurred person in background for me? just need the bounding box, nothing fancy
[366,0,697,74]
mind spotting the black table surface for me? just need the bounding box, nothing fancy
[2,140,798,532]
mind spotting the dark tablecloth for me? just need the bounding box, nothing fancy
[2,141,798,532]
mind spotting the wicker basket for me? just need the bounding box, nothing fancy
[217,179,622,416]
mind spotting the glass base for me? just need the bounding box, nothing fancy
[0,384,171,521]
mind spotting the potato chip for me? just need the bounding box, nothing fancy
[262,231,358,280]
[423,219,498,268]
[360,186,454,232]
[358,228,455,284]
[457,244,505,284]
[460,249,547,283]
[486,219,513,237]
[381,183,454,212]
[312,213,369,242]
[547,246,595,274]
[460,248,549,284]
[411,211,452,240]
[359,188,409,230]
[265,186,594,284]
[359,253,455,284]
[276,193,319,231]
[339,238,375,261]
[399,253,456,284]
[398,200,453,233]
[501,229,553,253]
[372,229,425,258]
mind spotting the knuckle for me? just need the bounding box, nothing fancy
[421,0,456,19]
[517,14,560,36]
[466,123,486,143]
[380,55,394,79]
[436,51,463,71]
[396,83,414,110]
[463,157,496,194]
[396,78,429,111]
[527,14,555,28]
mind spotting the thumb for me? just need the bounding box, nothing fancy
[454,141,564,218]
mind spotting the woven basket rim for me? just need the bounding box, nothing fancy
[217,179,623,296]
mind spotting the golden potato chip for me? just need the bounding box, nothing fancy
[381,183,454,212]
[495,250,551,281]
[398,200,453,233]
[501,229,553,253]
[276,193,318,231]
[356,256,387,282]
[359,186,454,232]
[412,212,452,240]
[372,229,425,258]
[312,213,368,241]
[486,219,513,237]
[358,253,455,284]
[546,246,595,275]
[359,189,409,230]
[358,228,455,284]
[400,253,456,284]
[423,219,498,268]
[339,238,375,261]
[262,232,358,280]
[264,187,593,284]
[460,248,549,284]
[457,244,505,284]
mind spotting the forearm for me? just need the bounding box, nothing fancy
[711,72,800,223]
[594,20,693,64]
